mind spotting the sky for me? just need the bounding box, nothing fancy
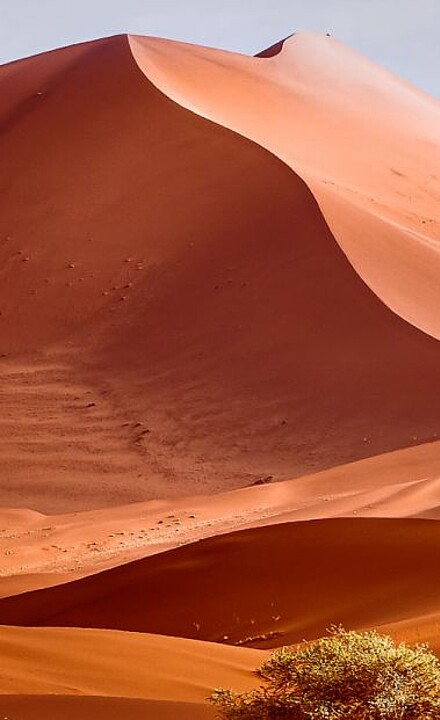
[1,0,439,98]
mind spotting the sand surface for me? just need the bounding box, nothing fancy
[1,35,439,510]
[1,519,440,652]
[0,698,216,720]
[1,441,440,598]
[0,30,439,719]
[129,31,440,338]
[0,626,263,718]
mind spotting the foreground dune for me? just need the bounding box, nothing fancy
[0,626,263,698]
[1,441,440,598]
[2,622,440,719]
[130,32,440,338]
[1,518,439,652]
[0,626,264,719]
[0,698,215,720]
[1,36,440,510]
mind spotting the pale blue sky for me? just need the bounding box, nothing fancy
[1,0,439,98]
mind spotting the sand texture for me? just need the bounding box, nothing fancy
[0,30,439,719]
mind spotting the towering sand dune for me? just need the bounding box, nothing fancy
[0,35,439,508]
[1,31,440,719]
[1,519,439,651]
[129,31,440,337]
[0,37,440,511]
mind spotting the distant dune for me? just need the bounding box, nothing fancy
[1,518,439,652]
[1,441,439,599]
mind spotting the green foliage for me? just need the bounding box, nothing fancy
[211,627,440,719]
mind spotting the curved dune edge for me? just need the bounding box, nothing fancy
[1,34,439,510]
[254,35,291,58]
[1,441,440,598]
[128,32,440,339]
[0,626,264,698]
[2,624,440,720]
[1,518,440,650]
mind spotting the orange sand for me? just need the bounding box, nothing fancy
[1,519,439,652]
[129,32,440,338]
[0,31,439,719]
[0,36,439,511]
[0,626,263,718]
[1,441,439,598]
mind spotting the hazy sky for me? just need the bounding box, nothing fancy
[1,0,439,98]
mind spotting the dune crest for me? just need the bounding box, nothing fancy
[1,28,440,718]
[1,518,439,653]
[1,441,440,598]
[1,35,439,509]
[128,31,440,338]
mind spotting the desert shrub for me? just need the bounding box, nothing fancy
[211,627,440,719]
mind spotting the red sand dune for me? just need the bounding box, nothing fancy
[1,518,440,652]
[130,31,440,338]
[1,441,440,598]
[0,35,439,511]
[1,30,440,719]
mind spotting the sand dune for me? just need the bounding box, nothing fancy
[0,29,440,720]
[0,626,262,698]
[0,626,263,719]
[129,32,440,338]
[0,356,147,510]
[1,35,439,510]
[1,519,439,651]
[1,441,440,598]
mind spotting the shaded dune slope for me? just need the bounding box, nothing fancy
[129,32,440,338]
[1,519,439,650]
[0,35,439,509]
[255,36,289,58]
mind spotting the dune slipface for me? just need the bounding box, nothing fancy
[0,35,439,510]
[129,31,440,338]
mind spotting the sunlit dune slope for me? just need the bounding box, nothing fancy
[1,519,439,650]
[129,32,440,337]
[0,34,439,509]
[2,624,440,719]
[1,441,440,599]
[0,626,262,698]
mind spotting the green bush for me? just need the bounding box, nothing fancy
[211,627,440,719]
